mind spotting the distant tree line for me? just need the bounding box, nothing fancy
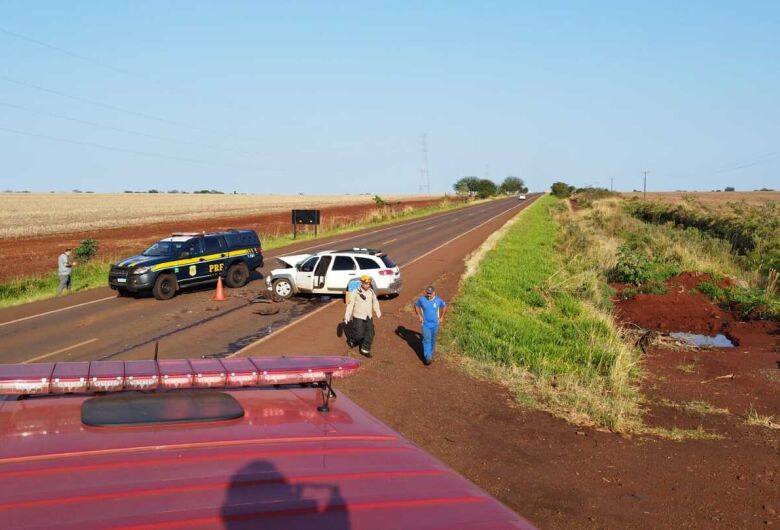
[453,176,528,199]
[121,189,227,194]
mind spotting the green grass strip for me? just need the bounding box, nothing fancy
[444,195,640,430]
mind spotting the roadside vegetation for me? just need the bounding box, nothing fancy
[569,194,779,320]
[0,198,468,309]
[445,186,778,437]
[444,195,643,432]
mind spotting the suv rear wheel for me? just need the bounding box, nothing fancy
[225,262,249,288]
[272,278,293,299]
[152,273,178,300]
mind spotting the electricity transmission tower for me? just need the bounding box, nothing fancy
[419,133,430,194]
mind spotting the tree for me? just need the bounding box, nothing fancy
[453,177,481,194]
[474,179,498,198]
[499,176,525,194]
[551,182,574,198]
[724,187,735,192]
[452,177,499,198]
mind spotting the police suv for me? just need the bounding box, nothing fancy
[108,229,263,300]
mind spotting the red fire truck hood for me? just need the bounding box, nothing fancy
[0,387,534,530]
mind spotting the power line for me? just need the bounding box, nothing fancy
[0,74,206,131]
[0,126,282,173]
[0,100,261,157]
[0,74,265,144]
[710,151,779,175]
[0,28,266,143]
[0,26,154,83]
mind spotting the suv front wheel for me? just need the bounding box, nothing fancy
[272,278,293,299]
[225,262,249,288]
[152,273,178,300]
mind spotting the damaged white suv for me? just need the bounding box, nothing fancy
[266,248,402,299]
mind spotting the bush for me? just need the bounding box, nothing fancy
[74,239,99,262]
[551,182,574,198]
[611,244,680,285]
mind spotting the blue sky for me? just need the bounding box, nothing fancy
[0,1,777,194]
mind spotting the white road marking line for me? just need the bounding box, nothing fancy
[23,338,99,364]
[401,200,525,269]
[381,238,398,245]
[272,199,505,257]
[232,198,528,356]
[0,296,116,328]
[424,225,436,231]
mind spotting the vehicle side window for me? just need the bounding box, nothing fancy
[204,237,225,254]
[356,257,380,270]
[299,257,319,272]
[185,239,204,257]
[380,255,397,268]
[332,256,356,271]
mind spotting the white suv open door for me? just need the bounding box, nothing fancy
[325,255,358,292]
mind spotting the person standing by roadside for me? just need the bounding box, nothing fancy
[344,275,381,357]
[414,286,447,366]
[56,248,77,295]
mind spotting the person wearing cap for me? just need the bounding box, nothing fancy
[56,248,77,295]
[414,286,447,365]
[344,274,381,357]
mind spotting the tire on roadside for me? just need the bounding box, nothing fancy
[152,273,178,300]
[272,278,294,299]
[225,262,249,288]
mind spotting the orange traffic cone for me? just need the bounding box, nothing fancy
[214,276,226,301]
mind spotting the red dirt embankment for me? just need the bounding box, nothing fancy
[0,198,444,284]
[618,275,778,456]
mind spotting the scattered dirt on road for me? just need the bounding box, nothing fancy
[0,198,444,284]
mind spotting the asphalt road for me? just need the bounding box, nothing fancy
[0,195,539,364]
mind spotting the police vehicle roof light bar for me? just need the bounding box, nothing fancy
[0,356,359,396]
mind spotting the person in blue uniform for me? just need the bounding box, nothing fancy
[414,285,447,366]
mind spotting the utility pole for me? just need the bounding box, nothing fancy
[610,177,614,192]
[419,133,430,194]
[642,170,649,199]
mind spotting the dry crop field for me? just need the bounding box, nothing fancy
[620,191,780,209]
[0,193,427,239]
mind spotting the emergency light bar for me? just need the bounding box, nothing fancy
[0,356,359,396]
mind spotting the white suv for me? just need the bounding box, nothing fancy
[266,248,402,299]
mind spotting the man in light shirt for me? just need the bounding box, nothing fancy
[344,275,381,357]
[56,248,76,295]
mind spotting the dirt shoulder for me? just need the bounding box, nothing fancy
[243,205,778,528]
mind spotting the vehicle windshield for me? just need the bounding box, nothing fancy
[143,241,187,257]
